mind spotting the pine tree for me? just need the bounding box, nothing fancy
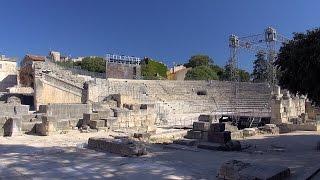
[252,51,268,83]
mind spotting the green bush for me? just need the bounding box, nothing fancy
[141,58,167,79]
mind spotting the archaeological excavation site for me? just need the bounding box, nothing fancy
[1,2,320,178]
[0,46,319,179]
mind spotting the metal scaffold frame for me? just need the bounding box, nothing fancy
[227,27,289,120]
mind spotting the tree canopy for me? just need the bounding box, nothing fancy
[185,54,213,68]
[81,57,106,73]
[141,58,167,80]
[185,65,219,80]
[252,51,268,83]
[221,64,250,82]
[276,28,320,104]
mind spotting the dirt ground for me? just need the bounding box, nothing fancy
[0,129,320,179]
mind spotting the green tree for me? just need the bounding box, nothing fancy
[185,65,219,80]
[81,57,106,73]
[141,58,167,80]
[221,64,250,82]
[238,69,250,82]
[185,55,213,68]
[252,51,268,83]
[275,28,320,104]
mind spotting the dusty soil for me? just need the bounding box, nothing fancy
[0,130,320,179]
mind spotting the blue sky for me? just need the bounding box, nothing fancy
[0,0,319,71]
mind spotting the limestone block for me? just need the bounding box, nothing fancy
[146,125,156,133]
[193,121,210,131]
[243,128,256,137]
[3,117,22,137]
[134,132,151,139]
[210,123,225,133]
[42,116,57,123]
[173,139,199,146]
[113,109,130,118]
[186,130,202,139]
[95,109,113,119]
[83,113,99,125]
[201,131,208,141]
[198,114,214,123]
[89,120,105,129]
[56,120,71,130]
[88,137,147,157]
[37,120,56,136]
[208,131,231,144]
[21,121,40,133]
[231,131,244,139]
[217,160,251,180]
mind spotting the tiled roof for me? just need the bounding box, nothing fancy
[25,54,45,61]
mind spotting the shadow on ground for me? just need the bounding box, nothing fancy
[0,132,319,179]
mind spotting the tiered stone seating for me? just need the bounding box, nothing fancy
[104,79,272,125]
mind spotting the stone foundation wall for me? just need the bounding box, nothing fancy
[0,104,29,117]
[38,103,91,119]
[34,75,83,110]
[279,123,320,133]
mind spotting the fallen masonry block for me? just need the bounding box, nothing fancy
[198,114,215,123]
[87,137,147,156]
[259,124,279,134]
[217,160,291,180]
[3,117,22,137]
[198,141,241,151]
[217,160,251,180]
[243,128,257,137]
[186,130,202,139]
[22,121,40,134]
[95,109,113,119]
[221,140,241,151]
[89,120,105,129]
[210,123,225,133]
[173,139,199,146]
[36,120,56,136]
[231,131,244,139]
[193,121,210,131]
[133,132,151,139]
[83,113,99,125]
[208,131,231,144]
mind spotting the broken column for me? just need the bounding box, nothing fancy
[3,117,22,137]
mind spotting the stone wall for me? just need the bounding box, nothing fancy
[106,62,141,79]
[0,104,29,117]
[34,74,83,110]
[0,60,17,92]
[271,88,306,124]
[279,123,320,133]
[38,103,91,119]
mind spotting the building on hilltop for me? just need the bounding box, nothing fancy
[0,55,18,92]
[105,53,141,79]
[49,51,61,62]
[167,65,191,80]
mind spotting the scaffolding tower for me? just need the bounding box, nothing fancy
[228,27,289,120]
